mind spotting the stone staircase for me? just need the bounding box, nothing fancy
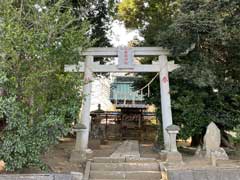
[83,141,162,180]
[84,157,162,180]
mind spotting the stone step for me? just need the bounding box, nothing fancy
[89,171,162,179]
[110,140,140,159]
[91,162,160,171]
[93,157,157,163]
[93,157,125,163]
[126,157,158,163]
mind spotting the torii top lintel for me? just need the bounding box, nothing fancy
[79,47,170,57]
[64,47,178,73]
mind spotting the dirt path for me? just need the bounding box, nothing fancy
[5,138,240,174]
[40,139,159,173]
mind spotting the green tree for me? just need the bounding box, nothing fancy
[118,0,240,146]
[71,0,114,47]
[0,0,91,171]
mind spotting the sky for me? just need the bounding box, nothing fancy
[109,20,144,47]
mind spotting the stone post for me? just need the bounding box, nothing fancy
[165,125,183,164]
[166,125,180,152]
[159,55,173,150]
[70,56,93,162]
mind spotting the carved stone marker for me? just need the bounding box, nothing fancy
[204,122,221,152]
[203,122,228,160]
[117,47,134,69]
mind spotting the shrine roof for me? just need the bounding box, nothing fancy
[110,76,143,101]
[116,104,147,109]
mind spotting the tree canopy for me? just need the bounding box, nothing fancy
[118,0,240,144]
[0,0,239,171]
[0,0,112,171]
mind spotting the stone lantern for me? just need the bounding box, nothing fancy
[165,124,183,163]
[90,104,107,145]
[166,125,180,152]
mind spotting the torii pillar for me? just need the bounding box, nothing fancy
[70,56,93,162]
[159,55,173,150]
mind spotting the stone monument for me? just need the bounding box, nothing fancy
[203,122,229,160]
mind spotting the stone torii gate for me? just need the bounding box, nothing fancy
[64,47,179,161]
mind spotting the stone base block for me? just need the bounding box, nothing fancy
[166,152,183,164]
[196,147,229,161]
[159,151,167,161]
[70,150,87,163]
[207,148,229,160]
[159,151,183,164]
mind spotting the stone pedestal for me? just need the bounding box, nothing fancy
[159,150,183,163]
[166,152,183,163]
[159,150,168,161]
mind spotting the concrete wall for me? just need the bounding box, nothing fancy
[163,168,240,180]
[0,173,82,180]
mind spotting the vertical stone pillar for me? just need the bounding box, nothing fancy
[159,55,173,150]
[80,56,93,148]
[70,56,93,162]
